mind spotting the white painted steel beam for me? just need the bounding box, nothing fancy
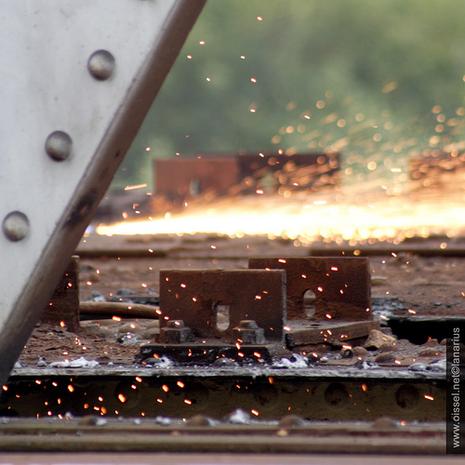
[0,0,205,384]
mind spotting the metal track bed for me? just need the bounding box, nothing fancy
[2,366,445,422]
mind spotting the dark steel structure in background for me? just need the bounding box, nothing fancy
[154,152,340,202]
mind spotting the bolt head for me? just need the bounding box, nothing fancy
[2,211,29,241]
[45,131,72,161]
[160,327,193,344]
[232,324,266,345]
[166,319,185,328]
[87,50,115,80]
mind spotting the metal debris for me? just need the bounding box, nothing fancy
[364,329,397,350]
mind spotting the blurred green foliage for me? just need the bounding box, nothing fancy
[115,0,465,187]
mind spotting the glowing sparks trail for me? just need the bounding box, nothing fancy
[95,84,465,243]
[96,181,465,243]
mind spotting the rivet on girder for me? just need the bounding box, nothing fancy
[45,131,73,161]
[2,211,29,242]
[87,50,115,81]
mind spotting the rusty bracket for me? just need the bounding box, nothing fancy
[249,257,371,320]
[139,269,287,363]
[41,255,80,332]
[158,269,287,343]
[249,257,376,347]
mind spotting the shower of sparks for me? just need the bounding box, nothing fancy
[96,174,465,244]
[97,92,465,243]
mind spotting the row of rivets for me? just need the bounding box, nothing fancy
[3,50,115,241]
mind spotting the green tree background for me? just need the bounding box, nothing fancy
[115,0,465,188]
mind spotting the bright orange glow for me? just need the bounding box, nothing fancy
[97,164,465,243]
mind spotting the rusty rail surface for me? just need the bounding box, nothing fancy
[0,417,447,454]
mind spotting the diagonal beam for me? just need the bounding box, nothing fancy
[0,0,206,384]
